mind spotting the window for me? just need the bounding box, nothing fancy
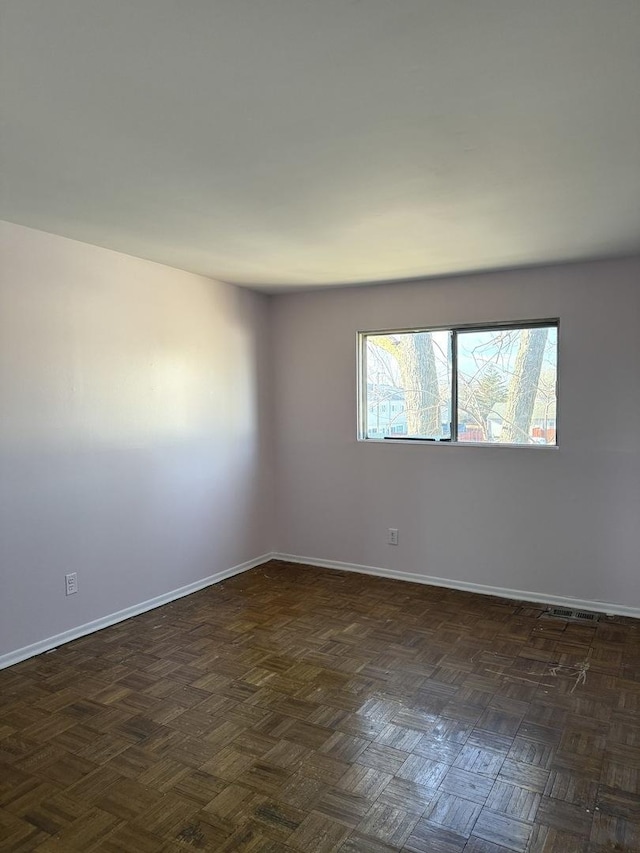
[360,322,558,445]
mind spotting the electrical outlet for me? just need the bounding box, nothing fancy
[65,572,78,596]
[388,528,399,545]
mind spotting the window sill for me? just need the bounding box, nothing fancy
[358,438,559,449]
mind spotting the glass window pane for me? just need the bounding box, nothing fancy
[364,330,452,439]
[456,326,557,444]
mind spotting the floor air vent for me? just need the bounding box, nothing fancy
[544,607,600,622]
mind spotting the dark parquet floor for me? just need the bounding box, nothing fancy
[1,560,639,852]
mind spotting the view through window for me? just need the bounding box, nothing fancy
[361,323,558,445]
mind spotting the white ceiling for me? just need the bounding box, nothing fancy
[2,1,640,291]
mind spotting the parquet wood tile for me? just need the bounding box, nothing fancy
[1,559,639,851]
[495,759,549,795]
[286,811,351,852]
[439,766,495,805]
[338,832,399,853]
[471,809,532,852]
[315,788,374,828]
[413,733,464,765]
[374,777,432,816]
[543,769,599,809]
[403,819,467,853]
[355,801,419,847]
[423,791,483,837]
[355,744,409,775]
[485,781,541,823]
[523,824,584,853]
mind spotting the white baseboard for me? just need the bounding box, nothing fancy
[273,552,640,620]
[0,553,272,671]
[4,550,636,671]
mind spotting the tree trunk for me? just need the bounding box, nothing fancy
[500,328,548,443]
[397,333,440,436]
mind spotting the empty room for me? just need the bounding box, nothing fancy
[1,2,639,852]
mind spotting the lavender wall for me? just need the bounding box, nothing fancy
[272,258,640,611]
[0,222,274,659]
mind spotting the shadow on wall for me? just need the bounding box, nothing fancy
[0,221,273,657]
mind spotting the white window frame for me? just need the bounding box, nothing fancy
[357,319,559,447]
